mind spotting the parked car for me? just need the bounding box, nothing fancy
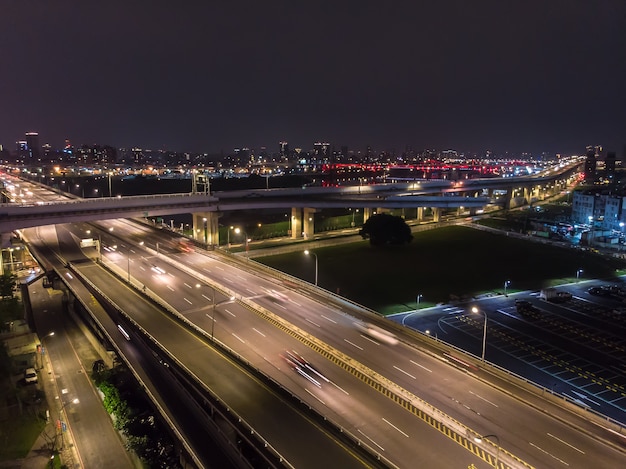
[24,367,38,384]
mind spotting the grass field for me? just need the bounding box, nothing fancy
[257,225,626,315]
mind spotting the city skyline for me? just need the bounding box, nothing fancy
[2,1,625,156]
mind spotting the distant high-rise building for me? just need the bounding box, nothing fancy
[605,151,616,181]
[584,146,597,183]
[279,141,289,157]
[21,132,40,162]
[313,142,330,160]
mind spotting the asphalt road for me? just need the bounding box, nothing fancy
[24,218,626,469]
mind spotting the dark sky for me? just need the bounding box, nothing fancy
[2,1,625,156]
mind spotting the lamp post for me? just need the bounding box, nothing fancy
[202,217,208,245]
[58,398,79,450]
[576,268,583,281]
[108,171,113,197]
[471,306,487,362]
[504,280,510,297]
[304,250,318,286]
[207,286,235,340]
[227,225,233,250]
[417,293,422,309]
[473,434,500,468]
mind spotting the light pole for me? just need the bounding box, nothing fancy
[202,217,208,245]
[304,250,318,286]
[576,268,583,281]
[227,225,233,250]
[208,286,235,340]
[504,280,510,297]
[416,293,422,309]
[471,306,487,362]
[58,398,79,450]
[108,171,113,197]
[474,433,500,468]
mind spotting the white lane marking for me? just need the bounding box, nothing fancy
[360,334,381,345]
[305,388,326,405]
[214,266,224,271]
[321,315,337,323]
[205,313,214,321]
[357,429,385,452]
[183,298,192,305]
[469,390,498,407]
[291,300,302,307]
[571,390,601,406]
[393,365,416,380]
[166,285,175,291]
[344,339,363,350]
[252,328,266,337]
[410,359,432,373]
[232,333,245,343]
[139,266,146,271]
[224,309,236,317]
[246,288,256,294]
[529,442,569,466]
[306,318,321,327]
[330,381,349,395]
[382,418,409,438]
[184,283,192,289]
[201,294,211,301]
[547,433,585,454]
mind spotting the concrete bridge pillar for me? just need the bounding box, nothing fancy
[416,207,424,222]
[363,207,373,224]
[291,207,302,239]
[432,207,441,222]
[303,208,317,238]
[192,212,219,246]
[505,188,513,210]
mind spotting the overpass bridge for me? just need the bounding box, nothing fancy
[1,161,581,248]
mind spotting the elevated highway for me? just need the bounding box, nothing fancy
[1,161,581,246]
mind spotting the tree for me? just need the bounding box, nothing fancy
[0,272,17,299]
[359,213,413,246]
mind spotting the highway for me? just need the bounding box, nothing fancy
[23,217,626,469]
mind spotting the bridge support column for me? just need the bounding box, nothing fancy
[523,187,531,205]
[192,212,219,246]
[416,207,424,222]
[505,188,513,210]
[432,207,441,222]
[303,208,317,238]
[291,207,302,239]
[363,207,373,224]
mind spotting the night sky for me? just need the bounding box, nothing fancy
[2,1,625,156]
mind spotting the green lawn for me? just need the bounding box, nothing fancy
[257,225,626,315]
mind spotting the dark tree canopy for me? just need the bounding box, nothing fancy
[359,213,413,246]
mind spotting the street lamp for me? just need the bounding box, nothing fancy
[474,434,500,468]
[576,268,583,281]
[202,217,208,244]
[504,280,510,297]
[471,306,488,362]
[304,250,318,286]
[227,225,234,250]
[207,285,235,340]
[416,293,422,309]
[58,398,79,450]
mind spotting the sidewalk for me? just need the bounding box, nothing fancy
[15,277,136,469]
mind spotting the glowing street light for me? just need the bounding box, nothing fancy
[471,306,488,362]
[304,250,318,286]
[576,268,583,281]
[504,280,510,296]
[416,293,422,308]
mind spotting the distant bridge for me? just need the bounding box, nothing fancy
[0,162,582,245]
